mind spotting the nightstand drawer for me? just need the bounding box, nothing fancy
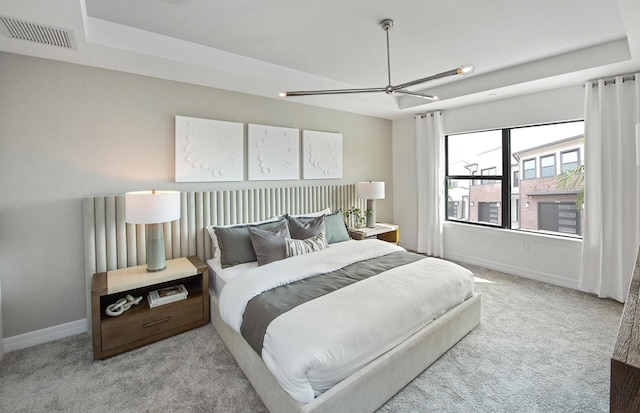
[101,297,203,351]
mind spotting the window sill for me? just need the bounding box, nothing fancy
[443,220,583,249]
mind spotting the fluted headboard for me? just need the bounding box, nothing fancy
[83,183,363,330]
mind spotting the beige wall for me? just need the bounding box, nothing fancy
[0,52,393,339]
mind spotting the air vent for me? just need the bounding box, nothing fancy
[0,15,77,50]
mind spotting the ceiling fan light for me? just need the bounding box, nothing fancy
[459,64,474,76]
[277,91,287,98]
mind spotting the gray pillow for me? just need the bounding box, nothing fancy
[288,214,325,239]
[214,217,287,267]
[248,220,291,266]
[324,211,350,244]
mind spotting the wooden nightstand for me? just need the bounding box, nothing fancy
[91,256,209,360]
[348,223,399,244]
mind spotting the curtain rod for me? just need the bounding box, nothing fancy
[587,74,636,87]
[415,111,444,119]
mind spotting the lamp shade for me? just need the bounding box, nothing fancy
[125,190,181,224]
[357,181,385,200]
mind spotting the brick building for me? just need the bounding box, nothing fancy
[450,134,584,236]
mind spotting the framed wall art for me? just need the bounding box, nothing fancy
[175,116,243,182]
[247,123,300,181]
[302,130,343,179]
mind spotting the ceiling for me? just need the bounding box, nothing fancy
[1,0,640,120]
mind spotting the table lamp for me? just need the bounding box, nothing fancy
[125,190,181,271]
[356,181,385,228]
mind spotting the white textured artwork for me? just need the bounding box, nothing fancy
[248,124,300,181]
[175,116,243,182]
[302,130,343,179]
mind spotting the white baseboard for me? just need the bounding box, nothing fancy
[445,252,579,291]
[4,318,87,353]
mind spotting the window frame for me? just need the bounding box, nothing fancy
[561,148,580,173]
[481,166,497,184]
[444,120,584,238]
[522,158,536,180]
[444,129,510,230]
[540,154,556,178]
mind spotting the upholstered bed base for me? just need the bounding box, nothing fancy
[210,291,481,413]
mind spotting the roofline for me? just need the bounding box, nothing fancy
[513,134,584,156]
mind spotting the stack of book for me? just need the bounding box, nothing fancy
[148,284,188,308]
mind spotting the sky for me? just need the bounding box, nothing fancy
[448,121,584,175]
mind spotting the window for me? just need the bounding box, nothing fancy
[445,120,584,237]
[523,159,536,179]
[540,154,556,177]
[561,149,579,172]
[481,167,497,184]
[446,130,502,227]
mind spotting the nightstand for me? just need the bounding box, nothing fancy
[91,256,209,360]
[348,223,399,244]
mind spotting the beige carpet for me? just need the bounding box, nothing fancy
[0,263,623,412]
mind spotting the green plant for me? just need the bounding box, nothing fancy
[556,164,584,210]
[342,207,372,228]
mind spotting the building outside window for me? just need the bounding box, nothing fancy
[523,158,536,179]
[481,167,497,184]
[445,121,584,237]
[561,149,580,172]
[540,154,556,177]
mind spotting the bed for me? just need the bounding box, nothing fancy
[83,184,481,413]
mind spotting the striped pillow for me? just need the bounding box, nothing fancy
[285,232,328,257]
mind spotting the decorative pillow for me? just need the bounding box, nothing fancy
[324,211,350,244]
[285,232,328,257]
[206,217,279,262]
[248,220,291,266]
[289,208,331,218]
[213,217,288,268]
[288,214,325,239]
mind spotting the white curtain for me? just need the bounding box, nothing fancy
[579,74,640,302]
[415,111,445,257]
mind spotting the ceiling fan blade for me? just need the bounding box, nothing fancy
[279,18,473,103]
[394,89,439,101]
[391,68,463,92]
[279,87,386,97]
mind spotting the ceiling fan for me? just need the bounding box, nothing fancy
[278,18,474,101]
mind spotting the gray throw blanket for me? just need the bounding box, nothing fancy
[240,251,425,354]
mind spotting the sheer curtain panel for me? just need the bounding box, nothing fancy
[415,111,445,257]
[580,74,640,302]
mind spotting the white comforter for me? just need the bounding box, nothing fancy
[219,239,475,403]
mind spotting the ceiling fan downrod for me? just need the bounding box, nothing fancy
[278,18,473,102]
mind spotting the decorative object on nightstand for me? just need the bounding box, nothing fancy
[342,206,370,228]
[105,294,143,317]
[356,181,385,228]
[148,284,188,308]
[348,223,399,244]
[91,256,209,360]
[125,190,181,272]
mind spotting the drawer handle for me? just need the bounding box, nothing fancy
[143,317,171,328]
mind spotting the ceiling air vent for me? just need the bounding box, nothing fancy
[0,15,77,50]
